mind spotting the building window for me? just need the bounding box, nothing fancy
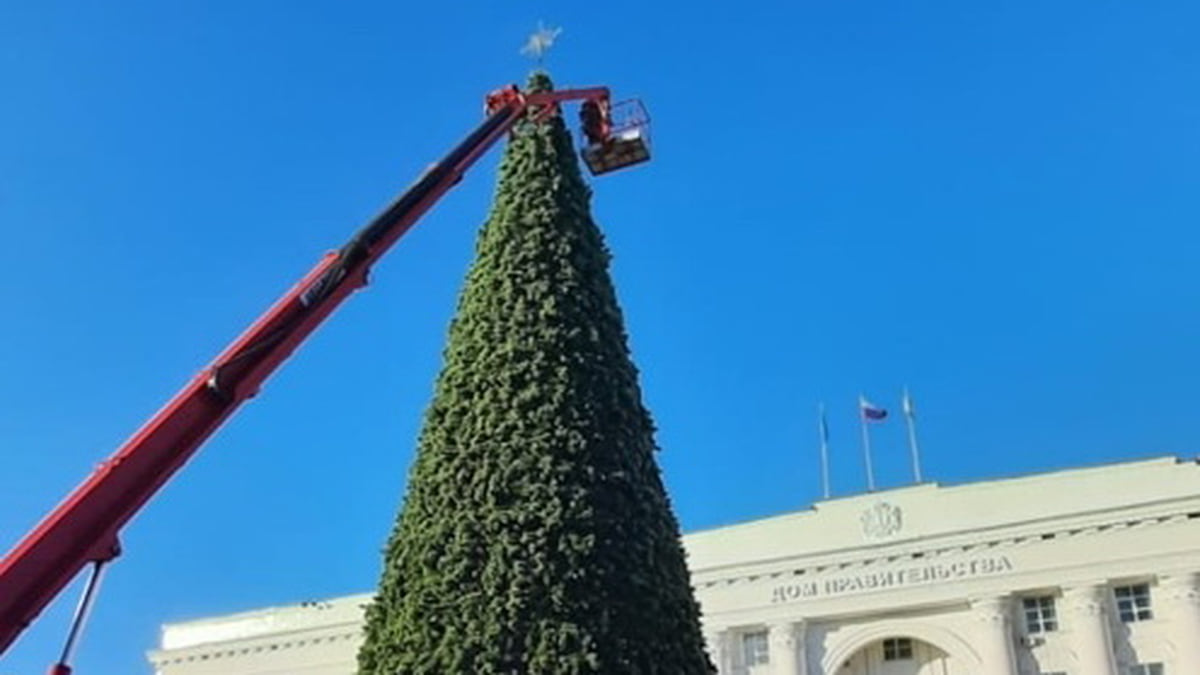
[1128,664,1164,675]
[1114,583,1154,622]
[882,637,914,661]
[1022,595,1059,633]
[741,630,769,666]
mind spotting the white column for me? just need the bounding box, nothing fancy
[1159,572,1200,674]
[971,595,1018,675]
[1063,584,1118,675]
[769,620,806,675]
[704,629,732,674]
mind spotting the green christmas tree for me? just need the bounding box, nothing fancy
[357,72,714,675]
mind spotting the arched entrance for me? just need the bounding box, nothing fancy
[835,636,966,675]
[820,621,981,675]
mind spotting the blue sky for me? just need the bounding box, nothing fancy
[3,1,1200,672]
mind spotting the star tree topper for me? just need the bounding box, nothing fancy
[521,22,563,64]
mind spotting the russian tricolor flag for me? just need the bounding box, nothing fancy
[860,396,888,421]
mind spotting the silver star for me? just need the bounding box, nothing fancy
[520,22,563,63]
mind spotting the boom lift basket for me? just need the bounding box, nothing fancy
[581,99,651,176]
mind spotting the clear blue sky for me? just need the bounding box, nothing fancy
[3,1,1199,672]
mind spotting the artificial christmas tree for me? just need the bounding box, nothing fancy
[358,72,713,675]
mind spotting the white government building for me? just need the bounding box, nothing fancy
[148,456,1200,675]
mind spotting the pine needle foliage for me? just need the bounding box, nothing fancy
[358,72,714,675]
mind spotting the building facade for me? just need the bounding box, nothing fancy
[148,456,1200,675]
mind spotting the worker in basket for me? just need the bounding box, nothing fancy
[579,99,608,148]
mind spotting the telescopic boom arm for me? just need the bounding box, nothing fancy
[0,85,622,671]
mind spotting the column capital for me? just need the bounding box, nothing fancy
[1061,582,1118,675]
[1159,572,1200,594]
[970,595,1013,625]
[768,620,806,675]
[970,595,1018,673]
[1156,572,1200,615]
[768,620,805,649]
[1157,572,1200,675]
[1062,582,1111,616]
[702,629,731,672]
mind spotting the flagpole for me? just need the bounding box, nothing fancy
[903,388,923,483]
[858,395,876,491]
[818,403,831,499]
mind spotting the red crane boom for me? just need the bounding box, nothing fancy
[0,84,648,673]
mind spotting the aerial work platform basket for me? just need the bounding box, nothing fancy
[580,99,651,176]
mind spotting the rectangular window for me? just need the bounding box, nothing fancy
[1022,595,1059,633]
[1128,664,1164,675]
[1114,583,1154,622]
[741,630,769,666]
[882,637,914,661]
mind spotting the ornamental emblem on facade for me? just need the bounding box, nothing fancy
[860,501,903,539]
